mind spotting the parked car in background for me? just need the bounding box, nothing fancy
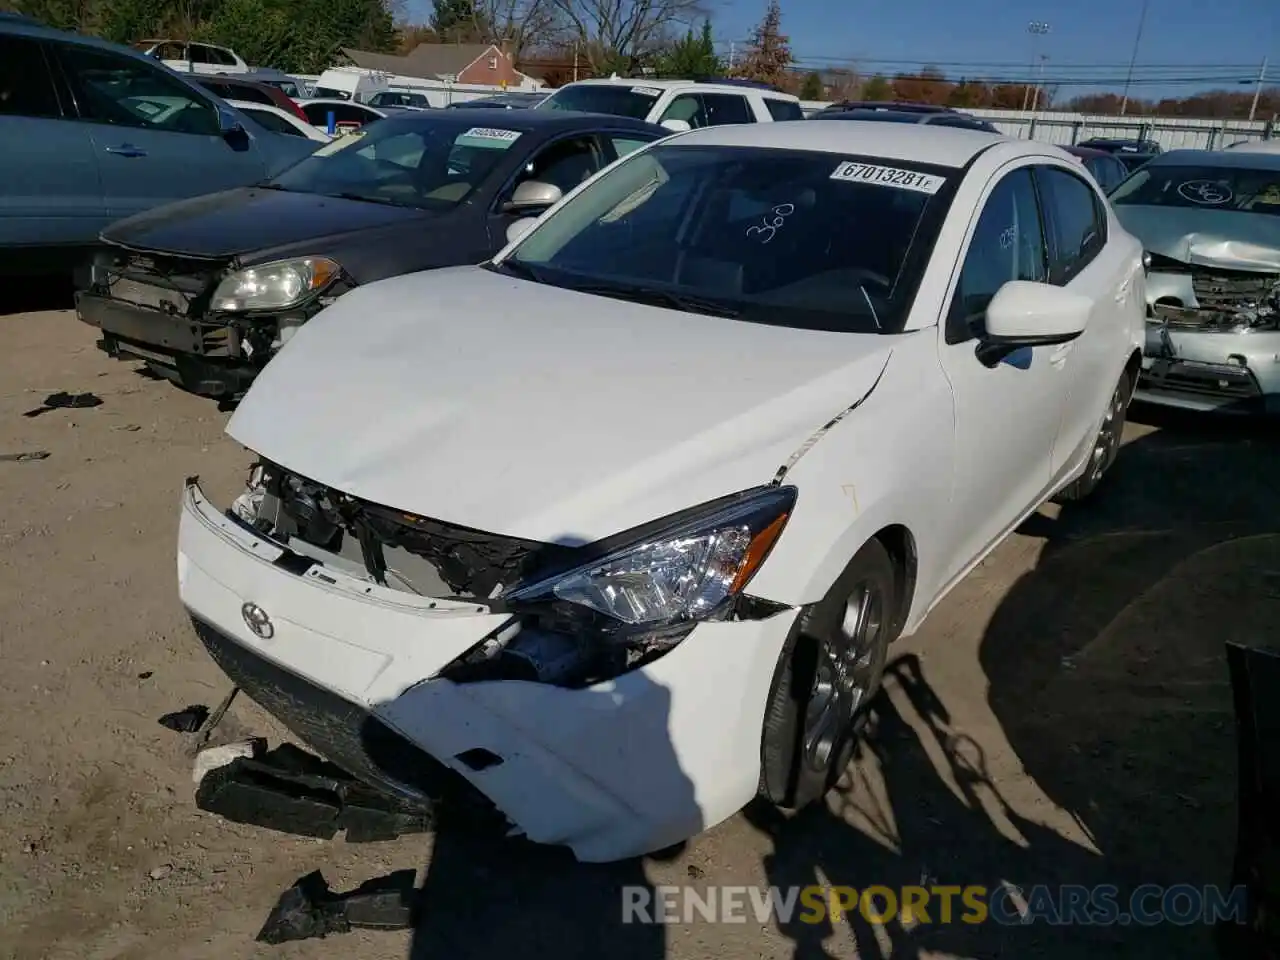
[367,90,431,109]
[133,39,249,75]
[824,105,999,133]
[77,109,667,396]
[1079,137,1163,173]
[191,74,310,122]
[449,92,548,110]
[1110,148,1280,415]
[539,78,804,130]
[1227,139,1280,154]
[228,101,330,142]
[1064,145,1130,192]
[298,98,391,131]
[310,67,388,103]
[175,122,1143,864]
[0,15,315,275]
[252,74,308,99]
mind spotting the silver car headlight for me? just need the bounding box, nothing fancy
[212,256,341,311]
[443,485,797,687]
[507,485,795,626]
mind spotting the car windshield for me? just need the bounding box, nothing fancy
[540,84,660,119]
[312,86,350,100]
[268,117,527,209]
[496,144,954,334]
[1110,163,1280,215]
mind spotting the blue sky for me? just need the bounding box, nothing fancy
[405,0,1278,100]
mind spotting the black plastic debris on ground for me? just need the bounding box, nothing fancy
[1218,640,1280,959]
[158,705,209,733]
[0,450,50,462]
[256,869,417,944]
[23,392,103,418]
[195,743,434,842]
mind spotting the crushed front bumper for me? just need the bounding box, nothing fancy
[1136,321,1280,415]
[78,291,265,398]
[177,480,799,862]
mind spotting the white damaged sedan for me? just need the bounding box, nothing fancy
[177,121,1145,862]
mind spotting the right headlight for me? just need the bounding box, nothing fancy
[211,256,341,312]
[442,485,796,687]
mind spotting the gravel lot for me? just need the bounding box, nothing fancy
[3,295,1277,960]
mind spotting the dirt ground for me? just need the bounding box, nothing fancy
[2,295,1277,960]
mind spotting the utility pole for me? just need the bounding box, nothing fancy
[1022,21,1050,112]
[573,41,579,82]
[1250,57,1269,122]
[1030,54,1049,114]
[728,41,735,71]
[1119,0,1149,116]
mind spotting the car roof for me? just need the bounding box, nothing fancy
[557,77,799,100]
[827,100,954,114]
[1145,148,1280,170]
[382,106,664,133]
[1064,145,1115,160]
[666,119,1011,168]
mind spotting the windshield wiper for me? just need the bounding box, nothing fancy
[494,259,545,283]
[567,282,742,319]
[329,192,417,208]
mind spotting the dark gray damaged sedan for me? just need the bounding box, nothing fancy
[77,109,667,398]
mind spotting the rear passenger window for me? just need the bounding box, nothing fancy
[700,93,753,125]
[1037,167,1107,285]
[947,168,1048,343]
[0,35,61,119]
[765,99,804,121]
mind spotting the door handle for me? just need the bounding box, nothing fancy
[104,144,147,158]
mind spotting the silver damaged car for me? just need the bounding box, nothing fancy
[1111,149,1280,414]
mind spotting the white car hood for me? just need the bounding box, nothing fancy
[228,266,896,544]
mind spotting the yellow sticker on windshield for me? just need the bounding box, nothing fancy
[311,130,367,157]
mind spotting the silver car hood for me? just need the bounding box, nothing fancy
[1115,205,1280,272]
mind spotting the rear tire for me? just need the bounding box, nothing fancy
[1055,371,1131,503]
[758,539,898,809]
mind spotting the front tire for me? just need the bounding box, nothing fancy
[1055,371,1131,503]
[758,539,898,809]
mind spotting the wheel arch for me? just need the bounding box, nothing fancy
[872,523,918,642]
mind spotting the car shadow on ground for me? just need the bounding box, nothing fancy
[745,403,1280,959]
[0,278,75,317]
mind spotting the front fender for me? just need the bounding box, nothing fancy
[747,330,955,634]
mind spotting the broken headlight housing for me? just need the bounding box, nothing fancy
[212,256,341,312]
[444,486,796,687]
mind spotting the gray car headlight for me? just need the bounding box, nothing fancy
[212,257,341,311]
[507,485,796,627]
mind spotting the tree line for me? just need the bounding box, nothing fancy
[4,0,1274,120]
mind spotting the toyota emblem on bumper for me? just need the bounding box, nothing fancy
[241,602,274,640]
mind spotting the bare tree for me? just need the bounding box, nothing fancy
[473,0,564,56]
[549,0,704,73]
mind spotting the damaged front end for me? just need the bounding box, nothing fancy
[180,463,801,858]
[230,460,793,690]
[1141,254,1280,413]
[77,246,352,399]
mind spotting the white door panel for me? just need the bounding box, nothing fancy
[935,165,1064,586]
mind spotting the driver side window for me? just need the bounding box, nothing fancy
[945,168,1048,344]
[56,44,218,136]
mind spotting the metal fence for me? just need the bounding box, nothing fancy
[956,109,1273,150]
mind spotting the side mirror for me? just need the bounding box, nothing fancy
[660,118,692,133]
[975,280,1090,368]
[503,179,562,213]
[218,107,250,151]
[505,217,538,245]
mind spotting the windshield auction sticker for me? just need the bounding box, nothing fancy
[461,127,522,142]
[830,161,945,194]
[630,86,663,96]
